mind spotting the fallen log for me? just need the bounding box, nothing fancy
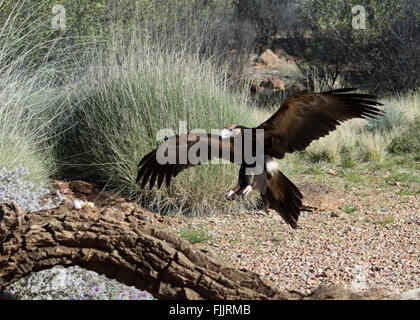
[0,202,301,300]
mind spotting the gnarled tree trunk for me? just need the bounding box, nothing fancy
[0,202,300,300]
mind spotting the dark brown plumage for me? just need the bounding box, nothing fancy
[258,88,383,158]
[136,132,235,189]
[136,88,383,228]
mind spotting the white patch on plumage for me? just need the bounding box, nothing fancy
[266,159,279,175]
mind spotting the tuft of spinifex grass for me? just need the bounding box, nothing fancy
[54,33,259,215]
[0,5,61,186]
[301,88,420,168]
[0,73,59,185]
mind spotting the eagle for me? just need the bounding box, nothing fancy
[136,88,383,228]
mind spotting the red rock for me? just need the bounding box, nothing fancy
[68,180,95,195]
[260,49,281,68]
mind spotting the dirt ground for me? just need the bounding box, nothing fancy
[50,174,419,296]
[161,175,419,295]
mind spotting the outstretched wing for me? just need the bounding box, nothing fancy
[258,88,383,159]
[136,131,235,189]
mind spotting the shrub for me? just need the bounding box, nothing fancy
[237,0,419,94]
[0,0,236,69]
[388,118,420,155]
[180,226,212,243]
[366,103,406,133]
[230,0,304,49]
[297,0,420,94]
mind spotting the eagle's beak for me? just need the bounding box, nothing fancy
[221,128,232,139]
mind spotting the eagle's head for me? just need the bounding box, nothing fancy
[221,124,242,139]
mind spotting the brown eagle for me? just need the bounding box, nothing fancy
[136,88,382,228]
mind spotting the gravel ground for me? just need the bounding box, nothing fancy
[6,266,154,300]
[167,177,419,295]
[0,166,63,212]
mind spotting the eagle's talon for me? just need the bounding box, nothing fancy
[241,185,253,198]
[225,190,236,201]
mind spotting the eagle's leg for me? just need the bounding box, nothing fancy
[225,185,241,200]
[225,163,252,201]
[241,184,253,198]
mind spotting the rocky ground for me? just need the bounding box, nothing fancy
[164,173,419,297]
[1,167,419,300]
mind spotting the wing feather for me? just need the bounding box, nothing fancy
[263,169,303,228]
[258,88,383,158]
[136,132,235,189]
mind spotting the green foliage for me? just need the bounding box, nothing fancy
[302,0,404,40]
[298,0,419,93]
[388,118,420,155]
[366,104,406,133]
[341,204,357,214]
[180,226,212,243]
[0,0,234,69]
[380,216,395,227]
[0,0,109,67]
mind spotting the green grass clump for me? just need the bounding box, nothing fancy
[0,72,60,185]
[380,216,395,227]
[388,118,420,156]
[299,89,420,171]
[180,226,212,244]
[387,172,420,185]
[341,204,357,214]
[0,6,59,185]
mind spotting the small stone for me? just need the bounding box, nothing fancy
[69,180,95,195]
[259,49,281,67]
[86,202,95,209]
[327,169,337,176]
[324,269,334,277]
[73,199,85,210]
